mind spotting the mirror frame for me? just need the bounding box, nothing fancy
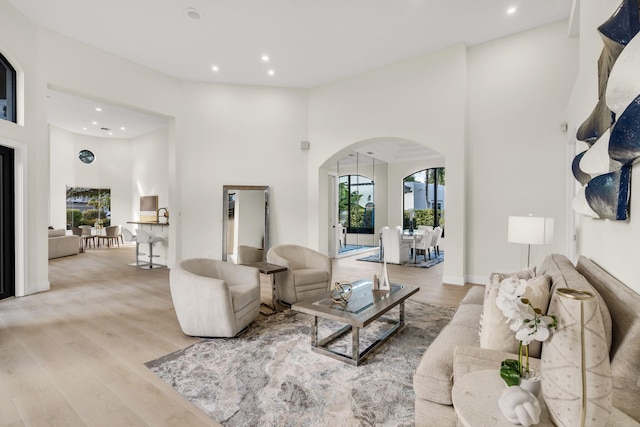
[222,185,270,262]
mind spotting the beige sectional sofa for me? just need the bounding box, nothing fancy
[413,254,640,426]
[48,228,80,259]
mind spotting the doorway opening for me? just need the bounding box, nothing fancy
[0,144,15,300]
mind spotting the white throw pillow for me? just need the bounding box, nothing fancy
[480,274,551,357]
[479,267,537,338]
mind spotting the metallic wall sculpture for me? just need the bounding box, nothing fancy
[573,0,640,220]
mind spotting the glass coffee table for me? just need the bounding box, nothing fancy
[292,280,419,366]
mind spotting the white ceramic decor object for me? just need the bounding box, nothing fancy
[498,386,541,426]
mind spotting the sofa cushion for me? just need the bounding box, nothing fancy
[480,268,536,337]
[413,324,480,405]
[479,274,550,357]
[48,228,66,238]
[540,253,612,351]
[449,304,482,327]
[459,286,484,306]
[575,256,640,421]
[292,269,329,286]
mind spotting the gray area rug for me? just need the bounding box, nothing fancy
[145,300,454,427]
[357,252,444,268]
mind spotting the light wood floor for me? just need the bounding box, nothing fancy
[0,245,476,426]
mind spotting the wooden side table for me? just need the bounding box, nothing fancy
[452,370,638,427]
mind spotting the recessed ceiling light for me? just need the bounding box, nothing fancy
[108,132,113,136]
[212,65,219,72]
[261,55,269,62]
[92,121,98,125]
[82,127,87,131]
[268,69,275,76]
[507,6,517,14]
[95,107,102,112]
[184,8,202,20]
[120,126,126,131]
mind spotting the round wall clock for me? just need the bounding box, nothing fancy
[78,149,95,164]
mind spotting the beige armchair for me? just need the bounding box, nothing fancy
[169,258,260,337]
[266,244,332,305]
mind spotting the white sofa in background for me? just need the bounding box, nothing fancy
[48,229,80,259]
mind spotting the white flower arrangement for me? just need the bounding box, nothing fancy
[496,277,557,382]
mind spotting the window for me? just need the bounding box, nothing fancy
[0,52,16,123]
[339,174,375,234]
[403,167,445,233]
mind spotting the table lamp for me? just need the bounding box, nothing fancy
[507,216,554,267]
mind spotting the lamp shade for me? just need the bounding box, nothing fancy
[508,216,554,245]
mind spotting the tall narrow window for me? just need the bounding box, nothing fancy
[338,174,375,234]
[0,53,16,123]
[403,167,445,234]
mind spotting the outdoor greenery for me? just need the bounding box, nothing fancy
[403,209,445,229]
[339,181,374,233]
[66,187,111,227]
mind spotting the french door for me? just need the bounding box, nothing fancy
[0,145,15,300]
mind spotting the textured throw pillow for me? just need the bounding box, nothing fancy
[479,274,551,357]
[479,267,537,337]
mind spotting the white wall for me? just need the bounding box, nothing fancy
[570,0,640,294]
[308,44,468,285]
[178,81,309,260]
[0,2,48,295]
[131,127,170,221]
[466,21,578,282]
[49,126,135,229]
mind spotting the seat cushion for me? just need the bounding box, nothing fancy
[230,284,260,313]
[293,269,329,286]
[413,324,480,405]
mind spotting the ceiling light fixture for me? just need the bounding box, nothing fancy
[92,121,98,125]
[268,69,275,76]
[507,6,517,14]
[120,127,126,131]
[95,107,102,112]
[184,7,203,20]
[212,65,219,72]
[261,55,269,62]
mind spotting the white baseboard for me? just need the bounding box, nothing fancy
[442,275,465,286]
[25,280,50,296]
[465,275,487,285]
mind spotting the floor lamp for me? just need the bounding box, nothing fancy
[507,216,554,267]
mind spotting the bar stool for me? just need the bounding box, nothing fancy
[122,227,147,267]
[135,229,165,269]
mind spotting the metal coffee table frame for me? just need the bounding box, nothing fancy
[292,280,419,366]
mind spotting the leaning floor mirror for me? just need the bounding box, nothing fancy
[222,185,270,264]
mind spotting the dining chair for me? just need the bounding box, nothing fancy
[98,225,121,248]
[78,225,96,249]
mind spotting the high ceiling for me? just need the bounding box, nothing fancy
[11,0,573,159]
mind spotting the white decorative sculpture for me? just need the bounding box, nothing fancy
[498,386,541,426]
[372,258,391,291]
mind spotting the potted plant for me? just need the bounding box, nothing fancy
[496,278,557,395]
